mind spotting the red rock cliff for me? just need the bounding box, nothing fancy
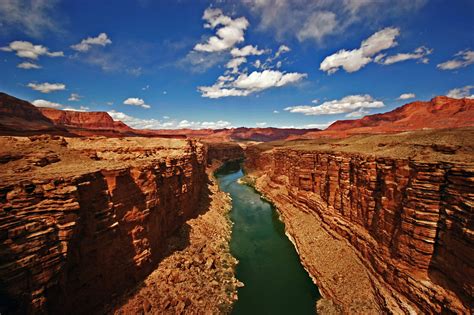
[39,107,133,132]
[0,137,207,314]
[244,133,473,314]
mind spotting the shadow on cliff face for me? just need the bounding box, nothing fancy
[42,164,211,314]
[427,167,473,311]
[0,281,23,315]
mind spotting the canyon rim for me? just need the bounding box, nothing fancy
[1,1,474,314]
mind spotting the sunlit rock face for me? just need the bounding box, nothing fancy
[0,136,207,314]
[244,134,473,314]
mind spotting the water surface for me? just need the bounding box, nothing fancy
[215,162,320,315]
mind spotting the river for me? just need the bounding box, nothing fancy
[215,162,320,315]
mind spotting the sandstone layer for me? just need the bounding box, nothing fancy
[244,128,473,314]
[0,136,213,314]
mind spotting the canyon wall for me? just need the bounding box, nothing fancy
[205,142,244,164]
[0,138,208,314]
[244,146,473,314]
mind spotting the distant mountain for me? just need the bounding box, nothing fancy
[0,92,317,141]
[296,96,474,139]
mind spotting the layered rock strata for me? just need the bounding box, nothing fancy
[244,133,473,314]
[113,162,240,314]
[0,136,209,314]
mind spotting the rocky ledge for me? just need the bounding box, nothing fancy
[244,128,473,314]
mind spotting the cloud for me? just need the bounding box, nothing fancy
[0,41,63,59]
[437,50,474,70]
[256,122,267,127]
[273,110,279,114]
[398,93,416,100]
[108,110,232,129]
[345,109,369,118]
[68,93,82,101]
[230,45,265,57]
[32,99,89,111]
[194,8,249,53]
[446,86,474,99]
[241,0,426,42]
[226,57,247,73]
[320,27,400,74]
[62,106,89,112]
[277,122,335,129]
[71,33,112,52]
[297,11,338,42]
[123,97,151,109]
[27,82,66,93]
[0,0,61,37]
[199,69,307,98]
[17,61,41,69]
[376,46,432,65]
[285,94,384,115]
[32,99,62,108]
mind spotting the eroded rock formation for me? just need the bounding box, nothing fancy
[244,129,473,314]
[0,136,209,314]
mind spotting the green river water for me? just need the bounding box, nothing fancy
[215,162,320,315]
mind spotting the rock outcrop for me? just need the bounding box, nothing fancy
[0,136,208,314]
[244,129,473,314]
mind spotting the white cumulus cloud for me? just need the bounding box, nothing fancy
[446,86,474,99]
[231,45,266,57]
[199,70,307,99]
[320,27,400,74]
[226,57,247,73]
[194,8,249,53]
[285,94,384,116]
[71,33,112,52]
[27,82,66,93]
[31,99,88,111]
[32,99,63,108]
[0,41,63,59]
[398,93,416,100]
[123,97,151,109]
[108,110,232,129]
[437,50,474,70]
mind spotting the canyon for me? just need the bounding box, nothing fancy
[244,128,473,314]
[0,92,473,314]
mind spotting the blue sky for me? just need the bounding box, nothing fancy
[0,0,473,129]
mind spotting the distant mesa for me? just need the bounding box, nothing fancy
[1,92,473,140]
[295,95,474,139]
